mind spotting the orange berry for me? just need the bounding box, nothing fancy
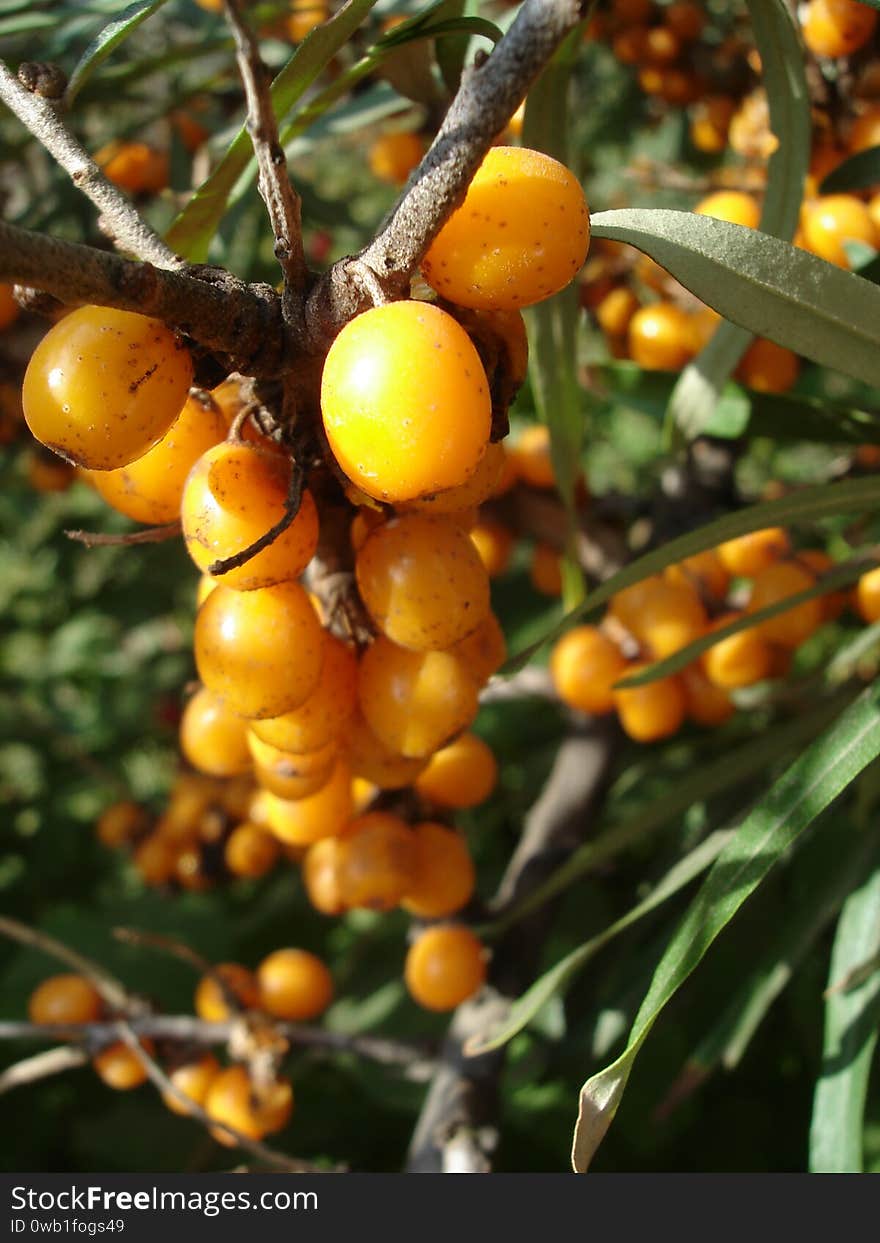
[194,582,324,720]
[631,579,707,660]
[283,0,330,41]
[256,948,334,1021]
[403,441,508,517]
[736,338,800,393]
[350,507,385,553]
[194,963,259,1022]
[854,565,880,622]
[529,543,563,596]
[261,758,354,846]
[95,799,150,848]
[680,664,736,727]
[848,105,880,152]
[28,975,104,1025]
[321,301,491,504]
[357,638,479,759]
[664,550,730,602]
[132,834,178,886]
[22,307,192,470]
[422,146,590,311]
[608,575,665,633]
[449,611,508,686]
[715,528,790,578]
[612,665,686,742]
[401,822,476,919]
[801,195,878,268]
[665,1,704,41]
[223,822,280,878]
[302,836,349,915]
[695,190,761,230]
[337,812,418,911]
[689,96,736,155]
[627,303,698,370]
[550,625,629,715]
[643,25,681,65]
[469,519,515,578]
[204,1066,293,1145]
[181,442,319,591]
[595,286,640,339]
[163,1054,222,1116]
[748,561,824,648]
[796,549,847,621]
[404,925,488,1012]
[509,424,556,489]
[802,0,877,58]
[93,1040,153,1090]
[345,711,430,789]
[700,613,775,689]
[369,131,425,185]
[356,513,490,651]
[612,26,649,64]
[179,686,252,778]
[249,635,358,754]
[96,141,168,193]
[414,732,498,809]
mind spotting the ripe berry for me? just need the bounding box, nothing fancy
[550,625,628,716]
[368,131,425,185]
[194,963,259,1022]
[401,823,476,919]
[736,338,800,394]
[133,834,178,886]
[337,812,418,911]
[421,146,590,310]
[261,758,354,846]
[680,664,735,727]
[802,0,878,57]
[595,286,640,339]
[22,307,193,470]
[96,141,168,194]
[414,733,498,809]
[194,582,324,720]
[403,441,508,516]
[356,512,490,650]
[449,612,508,686]
[529,543,563,596]
[715,528,790,578]
[855,566,880,622]
[249,635,358,754]
[630,579,707,660]
[256,948,334,1021]
[345,711,430,789]
[95,799,150,848]
[612,666,686,742]
[93,1040,153,1090]
[163,1054,222,1116]
[627,303,697,370]
[404,925,488,1012]
[664,550,730,602]
[695,190,761,230]
[28,974,104,1025]
[469,519,515,578]
[250,736,336,802]
[179,686,252,778]
[748,561,823,648]
[223,821,280,878]
[700,613,774,688]
[321,301,491,504]
[800,195,879,269]
[302,836,348,915]
[204,1066,293,1145]
[509,423,556,489]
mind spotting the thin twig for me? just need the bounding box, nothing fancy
[223,0,307,327]
[0,915,132,1012]
[65,521,182,548]
[0,1045,87,1096]
[207,462,304,577]
[479,666,557,705]
[0,60,180,270]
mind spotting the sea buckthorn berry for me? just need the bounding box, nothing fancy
[680,664,735,727]
[854,566,880,622]
[249,733,336,802]
[302,836,349,915]
[689,96,736,155]
[194,582,324,720]
[550,625,628,716]
[595,286,640,339]
[205,1066,293,1145]
[321,301,491,504]
[801,195,879,269]
[27,451,77,493]
[262,759,354,846]
[414,733,498,809]
[96,799,150,849]
[612,665,686,742]
[256,948,334,1021]
[87,391,226,526]
[665,1,704,41]
[695,191,761,230]
[401,823,476,919]
[28,975,104,1025]
[224,821,280,878]
[194,963,260,1022]
[93,1040,153,1091]
[802,0,878,58]
[612,0,654,23]
[179,686,252,778]
[700,613,774,689]
[345,712,430,789]
[0,283,20,331]
[337,812,418,911]
[509,423,556,489]
[358,638,479,759]
[22,307,193,470]
[608,575,665,633]
[848,105,880,153]
[181,442,319,591]
[748,561,824,648]
[403,442,508,516]
[796,549,847,621]
[350,507,385,553]
[643,25,680,65]
[95,141,168,194]
[369,131,425,185]
[449,611,507,686]
[133,834,178,886]
[421,146,590,311]
[404,925,488,1012]
[627,303,698,371]
[356,513,490,651]
[629,579,707,659]
[715,528,790,578]
[612,26,649,64]
[250,635,358,755]
[175,848,213,893]
[163,1054,222,1116]
[469,519,515,578]
[529,543,563,596]
[735,338,800,394]
[283,0,330,41]
[665,550,730,602]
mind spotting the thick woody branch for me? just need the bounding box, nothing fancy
[0,220,285,377]
[305,0,588,343]
[223,0,307,325]
[0,60,180,270]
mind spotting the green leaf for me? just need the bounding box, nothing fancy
[65,1,175,106]
[165,0,381,260]
[467,829,733,1057]
[665,0,810,442]
[590,209,880,391]
[571,685,880,1172]
[504,473,880,671]
[615,555,877,689]
[820,145,880,195]
[809,857,880,1172]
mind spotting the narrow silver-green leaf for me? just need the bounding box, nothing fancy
[820,145,880,195]
[809,859,880,1173]
[665,0,809,441]
[571,685,880,1172]
[503,473,880,672]
[165,0,381,260]
[590,209,880,390]
[66,0,174,106]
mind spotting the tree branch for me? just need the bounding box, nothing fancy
[0,1045,87,1096]
[0,60,181,270]
[305,0,589,344]
[65,522,182,548]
